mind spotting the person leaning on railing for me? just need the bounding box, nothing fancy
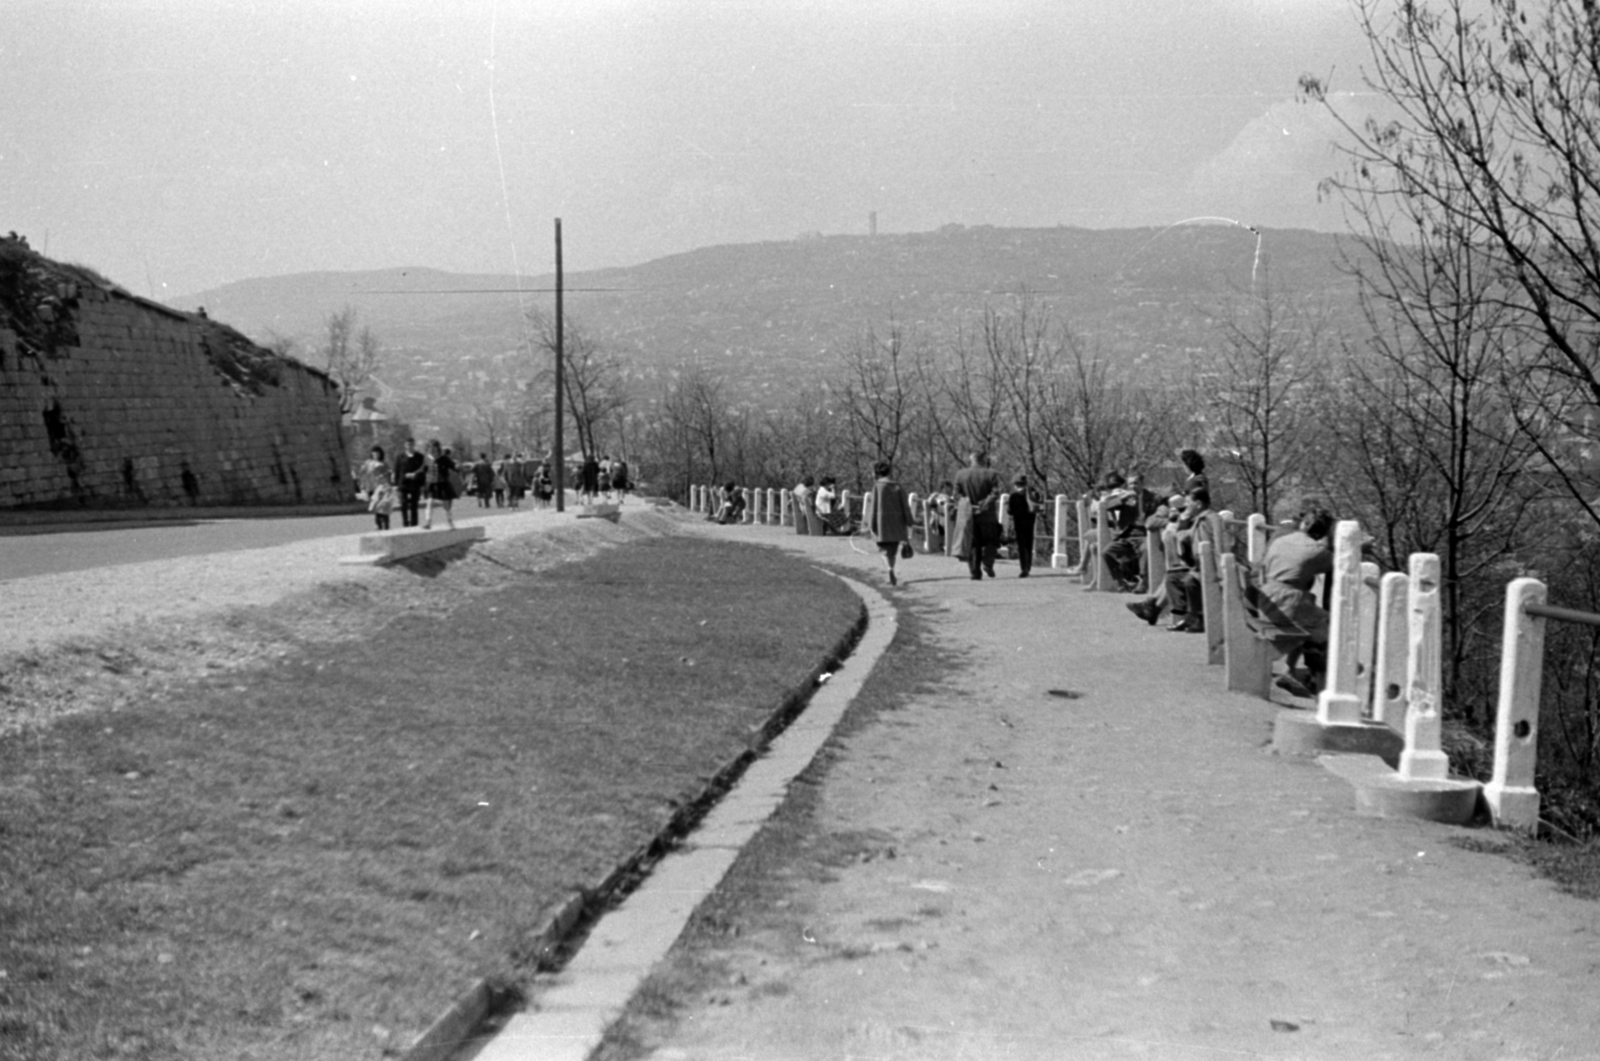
[925,480,953,553]
[1071,471,1124,579]
[1126,483,1212,631]
[710,481,745,524]
[1123,491,1183,625]
[1103,471,1161,592]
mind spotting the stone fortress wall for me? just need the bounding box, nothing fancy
[1,241,348,509]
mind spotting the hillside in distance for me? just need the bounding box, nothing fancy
[170,224,1365,429]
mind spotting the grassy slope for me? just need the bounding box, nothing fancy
[0,533,861,1061]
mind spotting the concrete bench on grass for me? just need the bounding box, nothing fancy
[339,525,487,566]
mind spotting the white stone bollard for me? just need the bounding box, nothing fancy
[1399,553,1450,781]
[944,504,955,556]
[1052,494,1071,569]
[1485,578,1546,830]
[1247,512,1268,565]
[1316,520,1365,725]
[690,484,701,513]
[1357,561,1381,716]
[1371,572,1410,727]
[742,487,756,524]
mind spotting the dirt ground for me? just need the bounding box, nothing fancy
[607,526,1600,1061]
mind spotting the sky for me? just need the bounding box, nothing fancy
[2,0,1379,299]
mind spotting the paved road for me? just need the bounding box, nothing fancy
[0,502,568,582]
[534,521,1600,1061]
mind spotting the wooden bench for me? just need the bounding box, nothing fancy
[1220,551,1312,700]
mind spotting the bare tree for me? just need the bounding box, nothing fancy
[981,296,1091,496]
[527,309,629,461]
[1040,343,1178,495]
[644,364,729,501]
[926,317,1007,468]
[838,320,923,475]
[1191,276,1325,517]
[470,401,512,459]
[320,305,381,416]
[1299,92,1557,716]
[1302,0,1600,524]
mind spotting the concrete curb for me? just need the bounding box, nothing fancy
[398,576,871,1061]
[338,525,487,565]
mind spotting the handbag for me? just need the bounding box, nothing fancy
[899,541,914,560]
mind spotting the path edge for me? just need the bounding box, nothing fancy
[400,567,873,1061]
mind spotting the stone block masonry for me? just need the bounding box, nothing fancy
[1,250,348,509]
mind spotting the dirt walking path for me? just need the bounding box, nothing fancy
[627,523,1600,1061]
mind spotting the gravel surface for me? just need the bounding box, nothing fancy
[601,524,1600,1061]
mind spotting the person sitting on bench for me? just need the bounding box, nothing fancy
[1254,499,1336,698]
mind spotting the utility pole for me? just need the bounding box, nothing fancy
[553,218,565,512]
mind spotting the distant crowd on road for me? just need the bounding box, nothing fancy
[355,443,633,532]
[710,451,1046,587]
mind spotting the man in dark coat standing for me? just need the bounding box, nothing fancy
[394,438,427,528]
[954,451,1005,580]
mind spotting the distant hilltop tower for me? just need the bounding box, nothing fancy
[869,211,877,237]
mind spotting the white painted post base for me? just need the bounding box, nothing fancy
[1316,521,1365,726]
[1485,578,1546,831]
[1371,572,1409,728]
[1051,494,1070,569]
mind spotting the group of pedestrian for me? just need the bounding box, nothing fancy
[575,453,631,505]
[357,438,460,531]
[791,475,852,535]
[856,452,1042,587]
[468,452,555,509]
[942,452,1043,581]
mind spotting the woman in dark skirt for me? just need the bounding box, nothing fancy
[423,439,458,530]
[868,460,914,586]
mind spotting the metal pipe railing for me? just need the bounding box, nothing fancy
[1524,602,1600,629]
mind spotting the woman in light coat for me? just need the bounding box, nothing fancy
[868,459,915,586]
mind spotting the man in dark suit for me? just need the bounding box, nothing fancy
[394,438,427,528]
[954,452,1004,580]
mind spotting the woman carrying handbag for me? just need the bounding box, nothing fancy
[868,459,915,587]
